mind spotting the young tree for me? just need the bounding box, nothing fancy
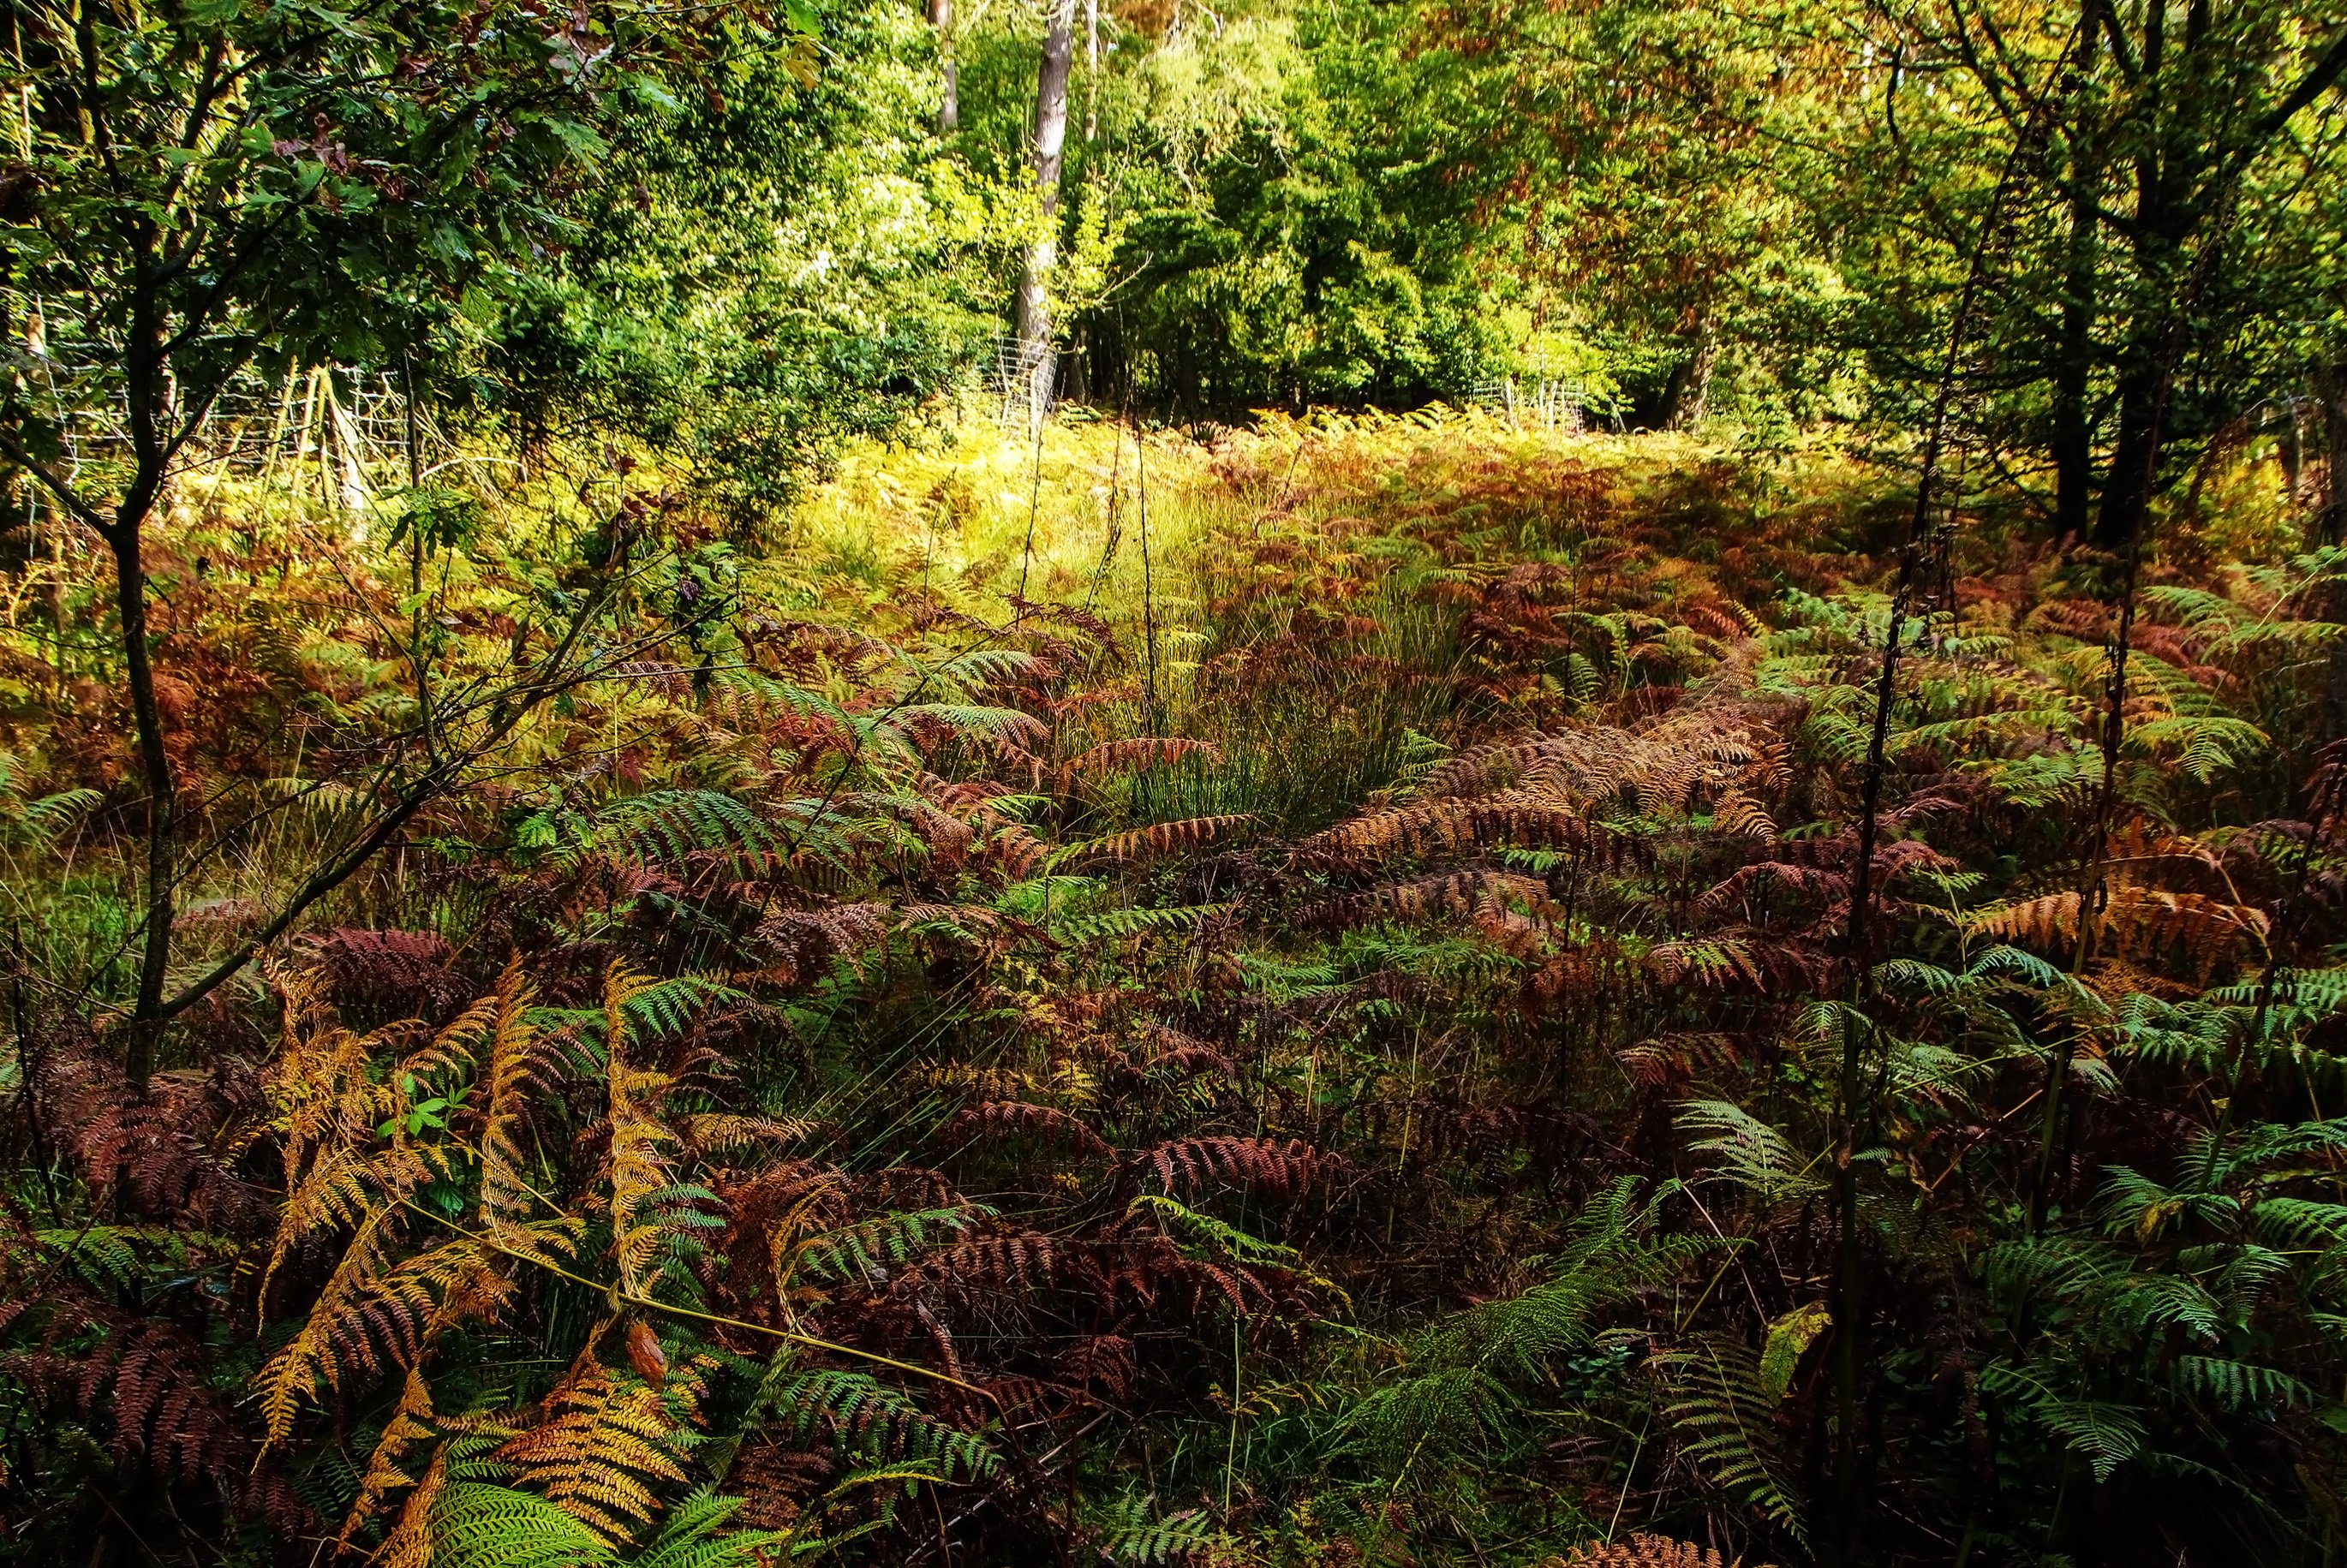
[1013,0,1077,403]
[934,0,960,133]
[1851,0,2347,545]
[0,0,754,1078]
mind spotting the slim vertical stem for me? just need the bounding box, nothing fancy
[931,0,958,133]
[1084,0,1100,142]
[1014,0,1076,384]
[1828,66,2052,1553]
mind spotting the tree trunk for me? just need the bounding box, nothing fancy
[2321,367,2347,742]
[1014,0,1077,399]
[1084,0,1100,142]
[2092,344,2166,549]
[931,0,958,133]
[1659,316,1715,432]
[119,289,176,1088]
[2282,402,2304,512]
[2054,123,2099,542]
[114,518,174,1088]
[2321,366,2347,547]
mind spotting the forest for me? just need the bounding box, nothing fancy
[2,0,2346,1561]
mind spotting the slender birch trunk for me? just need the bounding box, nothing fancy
[1014,0,1077,408]
[1084,0,1099,142]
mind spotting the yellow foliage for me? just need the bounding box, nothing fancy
[335,1366,437,1554]
[498,1356,708,1546]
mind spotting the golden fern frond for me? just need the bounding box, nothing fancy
[2110,888,2270,975]
[260,1205,401,1445]
[260,1225,490,1446]
[1710,789,1777,838]
[373,1440,448,1568]
[262,964,453,1309]
[396,985,501,1089]
[605,963,682,1300]
[678,1112,823,1156]
[498,1359,707,1547]
[480,957,570,1267]
[261,1142,379,1309]
[1969,887,2268,977]
[1970,891,2085,951]
[335,1366,437,1553]
[270,973,376,1166]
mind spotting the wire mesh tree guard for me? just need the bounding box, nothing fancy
[1466,375,1595,433]
[988,327,1059,434]
[12,304,479,522]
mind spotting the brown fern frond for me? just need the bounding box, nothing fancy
[944,1100,1114,1161]
[1081,813,1256,864]
[727,1440,834,1530]
[988,824,1052,879]
[1138,1136,1336,1201]
[1055,1333,1137,1398]
[1620,1033,1747,1088]
[305,927,471,1016]
[1058,736,1223,784]
[751,903,892,972]
[1553,1534,1762,1568]
[1319,869,1556,927]
[911,1228,1089,1298]
[1139,1027,1239,1080]
[78,1315,248,1486]
[33,1032,272,1234]
[2308,737,2347,842]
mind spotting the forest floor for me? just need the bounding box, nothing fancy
[6,410,2342,1567]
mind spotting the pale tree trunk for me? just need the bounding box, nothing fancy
[931,0,957,133]
[1084,0,1100,142]
[1014,0,1077,408]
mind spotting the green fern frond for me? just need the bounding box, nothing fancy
[1979,1363,2145,1482]
[1087,1493,1228,1564]
[2172,1356,2312,1412]
[794,1206,986,1282]
[596,790,778,877]
[431,1481,613,1568]
[626,1488,793,1568]
[1675,1100,1824,1205]
[768,1368,998,1481]
[1654,1335,1804,1539]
